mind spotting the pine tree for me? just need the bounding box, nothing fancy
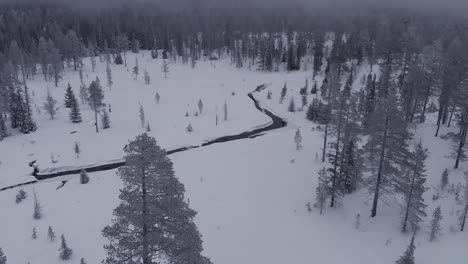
[32,227,37,239]
[429,206,443,242]
[43,89,59,119]
[288,98,296,113]
[139,105,145,129]
[400,142,428,233]
[106,63,113,90]
[80,170,90,184]
[395,236,416,264]
[224,100,228,121]
[0,247,6,264]
[280,83,287,104]
[311,82,318,94]
[294,128,302,150]
[186,123,194,132]
[198,99,204,114]
[0,114,8,140]
[69,93,82,123]
[161,59,170,79]
[365,91,412,218]
[133,57,139,80]
[315,168,327,214]
[59,234,73,260]
[146,122,151,132]
[102,109,110,129]
[155,93,160,104]
[102,133,210,264]
[48,226,56,242]
[33,189,42,220]
[440,169,449,191]
[74,141,81,159]
[144,69,150,85]
[79,83,89,105]
[301,95,308,111]
[88,78,104,133]
[64,83,74,108]
[15,189,27,204]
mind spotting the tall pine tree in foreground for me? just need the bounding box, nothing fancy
[429,206,442,241]
[64,83,74,108]
[400,142,428,233]
[69,91,82,123]
[0,247,6,264]
[395,236,416,264]
[102,133,211,264]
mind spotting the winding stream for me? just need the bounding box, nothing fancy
[0,84,287,191]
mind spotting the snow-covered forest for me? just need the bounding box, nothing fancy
[0,0,468,263]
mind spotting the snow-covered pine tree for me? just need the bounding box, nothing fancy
[102,133,211,264]
[198,99,204,114]
[64,83,74,108]
[294,128,302,150]
[395,236,416,264]
[146,122,151,132]
[69,93,82,123]
[301,95,308,111]
[161,59,170,79]
[74,141,81,159]
[102,109,110,129]
[48,226,56,242]
[59,234,73,260]
[280,83,287,104]
[15,189,27,203]
[144,69,150,85]
[315,168,327,214]
[43,89,58,119]
[0,247,6,264]
[88,78,104,133]
[0,114,8,140]
[33,189,42,220]
[80,170,90,184]
[79,83,89,105]
[186,123,194,132]
[138,105,145,129]
[400,142,428,233]
[429,206,443,241]
[440,169,449,191]
[288,98,296,113]
[32,227,37,239]
[365,90,412,218]
[106,63,113,90]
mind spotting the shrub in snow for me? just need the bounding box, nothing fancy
[43,89,59,119]
[80,258,87,264]
[102,109,110,129]
[198,99,203,114]
[15,189,27,204]
[146,122,151,132]
[0,247,7,264]
[186,124,194,132]
[138,105,145,129]
[194,112,199,117]
[114,53,123,65]
[185,111,189,117]
[33,189,43,220]
[267,91,272,99]
[155,93,160,104]
[354,213,361,230]
[32,227,37,239]
[440,169,449,191]
[74,141,81,159]
[306,202,312,212]
[48,226,56,242]
[80,170,90,184]
[59,235,73,260]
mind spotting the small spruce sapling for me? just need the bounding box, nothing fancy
[43,89,59,119]
[429,206,443,242]
[48,226,56,242]
[74,141,81,159]
[155,93,160,104]
[32,227,37,239]
[138,105,145,129]
[59,234,73,260]
[80,170,90,184]
[80,258,87,264]
[186,124,193,132]
[288,98,296,113]
[294,128,302,150]
[198,99,204,114]
[146,122,151,132]
[33,189,42,220]
[102,109,110,129]
[441,169,449,191]
[224,100,228,121]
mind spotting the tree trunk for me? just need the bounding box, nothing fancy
[371,115,389,218]
[402,166,417,233]
[455,109,468,169]
[94,100,99,133]
[420,72,433,123]
[461,202,468,231]
[322,122,328,162]
[448,105,456,127]
[435,102,444,137]
[330,114,342,207]
[141,166,150,264]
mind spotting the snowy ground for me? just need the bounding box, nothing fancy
[0,53,467,263]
